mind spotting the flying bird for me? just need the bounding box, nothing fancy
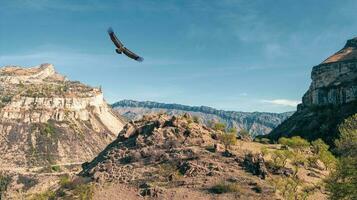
[107,27,144,62]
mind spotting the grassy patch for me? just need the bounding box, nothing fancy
[30,190,55,200]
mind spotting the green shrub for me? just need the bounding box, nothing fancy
[192,116,200,123]
[220,132,237,150]
[0,174,11,198]
[43,122,56,137]
[325,114,357,200]
[278,136,310,151]
[1,96,12,103]
[157,163,183,182]
[31,190,55,200]
[260,146,269,156]
[259,138,271,144]
[270,176,312,200]
[335,114,357,157]
[326,156,357,200]
[238,129,250,137]
[270,150,293,168]
[59,175,74,189]
[73,184,94,200]
[311,139,336,169]
[51,165,61,172]
[210,181,241,194]
[213,122,226,131]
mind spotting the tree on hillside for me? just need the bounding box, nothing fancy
[212,122,226,132]
[220,132,237,151]
[326,114,357,200]
[278,136,310,152]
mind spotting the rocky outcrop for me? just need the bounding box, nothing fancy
[80,113,277,199]
[268,37,357,145]
[0,64,125,168]
[112,100,293,137]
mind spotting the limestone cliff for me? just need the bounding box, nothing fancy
[0,64,125,168]
[268,37,357,145]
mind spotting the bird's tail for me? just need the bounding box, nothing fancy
[137,57,144,62]
[108,27,114,34]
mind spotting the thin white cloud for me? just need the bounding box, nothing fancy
[261,99,301,107]
[239,92,248,96]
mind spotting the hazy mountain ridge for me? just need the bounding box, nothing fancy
[112,100,294,136]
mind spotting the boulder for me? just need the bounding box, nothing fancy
[242,153,268,179]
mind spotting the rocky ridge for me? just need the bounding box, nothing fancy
[112,100,293,137]
[77,113,328,200]
[0,64,125,169]
[80,113,277,199]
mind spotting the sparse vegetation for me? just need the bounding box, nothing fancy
[212,122,226,132]
[256,137,271,144]
[269,149,293,168]
[0,173,11,199]
[157,163,183,182]
[59,175,72,188]
[270,176,315,200]
[210,181,242,194]
[30,190,56,200]
[51,165,61,172]
[56,176,94,199]
[192,115,200,123]
[278,136,310,151]
[17,175,38,191]
[42,122,56,137]
[325,114,357,200]
[310,139,336,169]
[238,129,250,137]
[73,183,94,200]
[220,132,237,151]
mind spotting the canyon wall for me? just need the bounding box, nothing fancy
[0,64,125,168]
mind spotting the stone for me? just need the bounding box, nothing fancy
[242,153,268,179]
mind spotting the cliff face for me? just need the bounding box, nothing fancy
[112,100,293,137]
[302,38,357,106]
[0,64,125,168]
[269,37,357,145]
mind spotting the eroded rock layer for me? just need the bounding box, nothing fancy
[0,64,125,168]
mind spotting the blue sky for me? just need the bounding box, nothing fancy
[1,0,357,113]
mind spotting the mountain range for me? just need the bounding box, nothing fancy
[112,99,294,137]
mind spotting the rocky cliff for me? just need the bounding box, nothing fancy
[268,37,357,145]
[0,64,125,168]
[112,100,293,137]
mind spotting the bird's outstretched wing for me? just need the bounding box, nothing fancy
[123,47,144,62]
[108,27,124,48]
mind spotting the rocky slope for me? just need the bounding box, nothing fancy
[112,100,293,137]
[72,113,328,200]
[268,37,357,145]
[0,64,125,169]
